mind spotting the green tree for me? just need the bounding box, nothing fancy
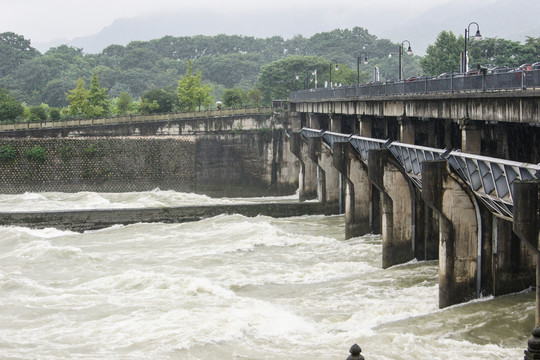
[0,32,39,77]
[223,87,246,108]
[114,91,132,115]
[27,105,48,122]
[49,107,61,120]
[257,55,331,102]
[177,61,213,111]
[141,88,176,113]
[66,77,89,117]
[248,88,262,107]
[137,99,160,114]
[195,82,213,111]
[420,31,463,76]
[0,88,24,123]
[86,72,110,118]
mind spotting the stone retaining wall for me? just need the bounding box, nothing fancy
[0,137,196,194]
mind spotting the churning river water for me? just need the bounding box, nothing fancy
[0,190,535,359]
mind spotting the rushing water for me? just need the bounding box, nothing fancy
[0,190,535,359]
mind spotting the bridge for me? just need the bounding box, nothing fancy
[0,107,273,137]
[289,75,540,356]
[289,70,540,164]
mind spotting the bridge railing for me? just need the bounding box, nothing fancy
[0,107,273,133]
[290,70,540,101]
[299,127,540,220]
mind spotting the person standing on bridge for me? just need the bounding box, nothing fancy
[347,344,365,360]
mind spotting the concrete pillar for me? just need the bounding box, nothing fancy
[308,137,340,209]
[330,115,342,133]
[368,148,414,268]
[460,120,482,155]
[444,119,453,149]
[358,116,372,137]
[513,180,540,359]
[290,132,317,201]
[289,112,302,132]
[399,117,415,144]
[308,113,321,129]
[491,216,535,296]
[333,142,371,238]
[495,125,510,159]
[422,160,480,308]
[415,194,439,261]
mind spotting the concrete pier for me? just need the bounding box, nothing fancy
[332,142,371,238]
[307,137,341,207]
[368,148,414,269]
[290,132,318,201]
[422,160,480,308]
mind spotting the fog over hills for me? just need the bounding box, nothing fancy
[33,0,540,55]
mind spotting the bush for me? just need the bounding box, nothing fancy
[59,145,73,161]
[28,106,48,122]
[49,107,61,120]
[25,145,47,162]
[84,144,98,157]
[0,144,16,163]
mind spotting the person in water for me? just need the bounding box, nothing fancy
[347,344,365,360]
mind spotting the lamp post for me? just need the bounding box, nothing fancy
[357,52,368,84]
[329,61,339,87]
[400,40,413,81]
[462,22,482,73]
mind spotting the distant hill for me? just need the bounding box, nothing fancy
[32,7,404,54]
[33,0,540,55]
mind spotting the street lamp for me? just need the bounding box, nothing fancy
[357,52,368,84]
[400,40,413,81]
[462,22,482,73]
[329,61,339,87]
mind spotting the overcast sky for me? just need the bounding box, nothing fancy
[1,0,493,43]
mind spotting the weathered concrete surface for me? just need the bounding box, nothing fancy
[308,137,341,208]
[290,132,317,201]
[368,148,414,268]
[422,160,480,308]
[332,142,371,238]
[292,91,540,125]
[0,130,299,197]
[0,202,335,232]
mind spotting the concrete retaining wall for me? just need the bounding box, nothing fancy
[0,137,196,194]
[0,202,332,232]
[0,130,299,197]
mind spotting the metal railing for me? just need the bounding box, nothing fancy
[299,127,540,220]
[290,70,540,101]
[0,107,272,133]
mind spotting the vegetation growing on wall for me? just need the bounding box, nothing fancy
[0,144,16,163]
[24,145,47,162]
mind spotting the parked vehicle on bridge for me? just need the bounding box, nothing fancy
[510,63,533,72]
[466,69,481,76]
[437,72,453,79]
[488,66,510,74]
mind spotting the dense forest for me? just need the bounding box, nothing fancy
[0,28,417,108]
[0,28,539,123]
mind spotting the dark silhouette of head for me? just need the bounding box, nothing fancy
[349,344,362,356]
